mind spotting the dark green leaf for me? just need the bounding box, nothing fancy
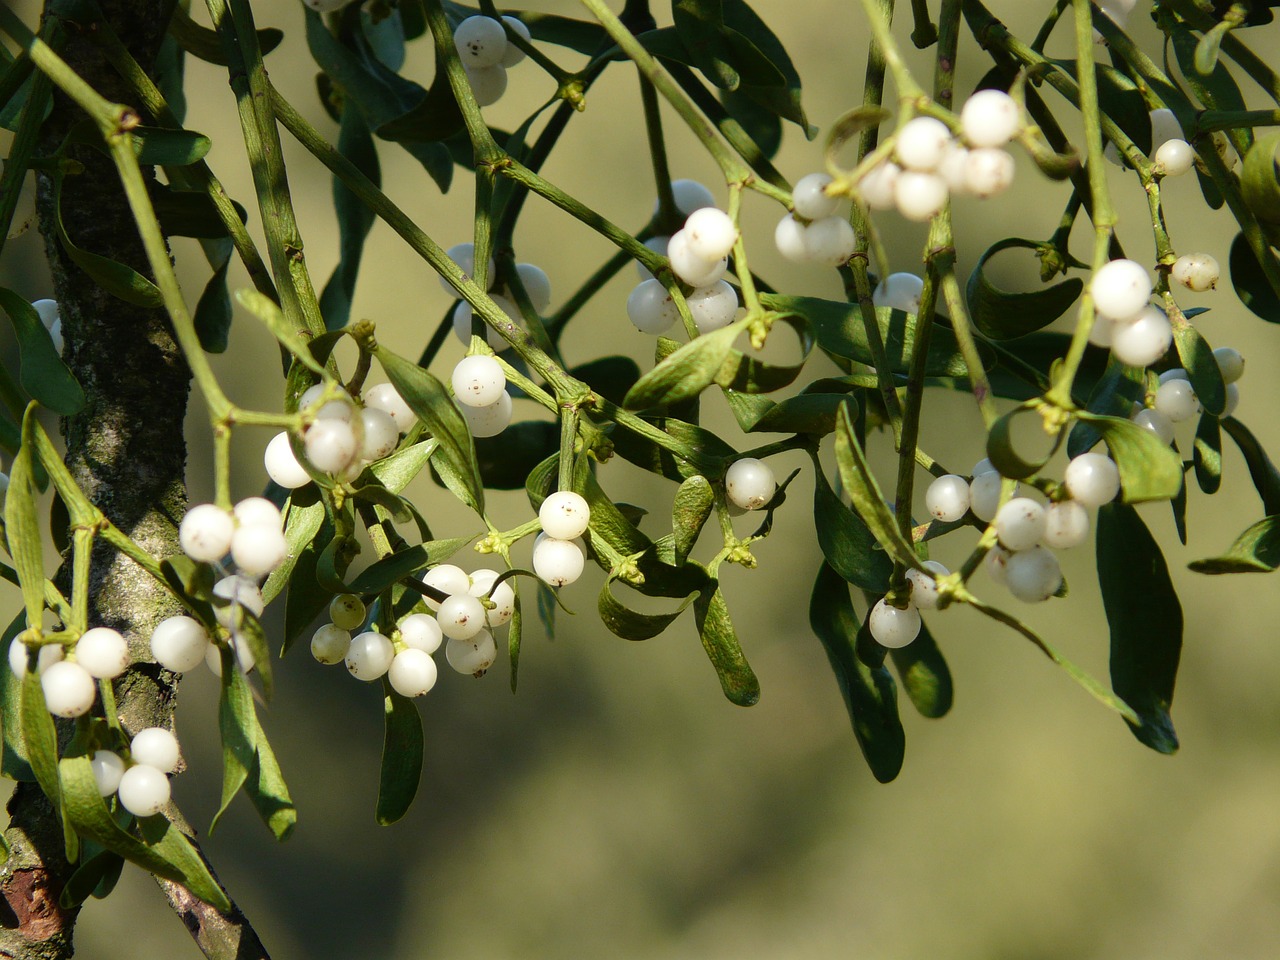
[1228,231,1280,322]
[52,178,162,307]
[1051,59,1152,154]
[623,321,741,410]
[369,438,436,494]
[692,577,759,706]
[1066,357,1145,458]
[6,419,45,624]
[809,563,904,782]
[263,495,326,607]
[1078,412,1184,502]
[473,421,557,489]
[966,238,1083,340]
[719,86,782,159]
[194,239,233,353]
[168,5,283,65]
[812,456,891,593]
[1097,503,1182,753]
[214,665,296,839]
[672,475,714,565]
[130,126,211,166]
[21,669,62,814]
[1222,417,1280,514]
[1193,413,1222,494]
[569,355,641,406]
[832,403,919,570]
[151,185,243,239]
[0,290,83,415]
[1171,310,1226,415]
[347,536,475,594]
[987,401,1065,480]
[1172,26,1251,151]
[1240,132,1280,226]
[283,514,335,656]
[60,846,124,909]
[1,611,33,782]
[888,622,952,719]
[1189,515,1280,573]
[321,105,380,330]
[713,313,814,395]
[376,684,423,825]
[598,574,698,641]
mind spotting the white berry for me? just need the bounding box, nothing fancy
[329,594,366,631]
[857,161,901,210]
[8,639,62,678]
[75,627,129,680]
[41,661,96,718]
[893,171,949,222]
[204,635,255,677]
[91,750,125,797]
[683,208,737,261]
[1088,315,1116,348]
[961,89,1021,147]
[635,236,671,281]
[984,544,1011,585]
[895,116,952,172]
[212,576,264,630]
[117,764,170,817]
[1172,252,1220,292]
[963,148,1015,198]
[1133,407,1175,445]
[1042,500,1091,550]
[532,537,585,587]
[627,279,679,335]
[994,497,1048,551]
[445,630,497,676]
[938,142,972,195]
[868,599,921,648]
[687,281,739,334]
[873,273,925,314]
[1110,305,1172,368]
[1064,452,1120,507]
[264,432,311,489]
[1213,346,1245,383]
[774,214,811,263]
[179,504,234,563]
[1154,139,1195,176]
[906,560,949,610]
[388,648,439,697]
[399,613,444,654]
[804,217,857,266]
[667,229,728,288]
[441,242,496,296]
[451,297,514,351]
[1090,259,1152,321]
[459,390,512,438]
[659,179,717,217]
[233,497,281,531]
[468,570,515,627]
[130,727,180,774]
[925,474,970,522]
[304,418,360,474]
[792,172,839,220]
[499,15,530,67]
[436,593,487,640]
[1005,546,1063,603]
[1222,382,1241,417]
[466,63,508,106]
[454,16,507,69]
[345,631,394,681]
[310,623,351,665]
[422,564,471,611]
[359,407,400,462]
[452,355,507,408]
[540,491,591,540]
[150,616,209,673]
[513,262,552,311]
[364,383,415,432]
[231,523,287,578]
[1155,378,1201,422]
[968,470,1010,523]
[725,458,776,511]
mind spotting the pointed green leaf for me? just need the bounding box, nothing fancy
[623,321,741,410]
[194,238,233,353]
[320,104,380,330]
[833,404,919,571]
[129,126,211,166]
[53,177,161,307]
[1193,413,1222,494]
[347,536,475,594]
[809,563,904,782]
[168,5,283,65]
[672,475,714,565]
[888,622,952,719]
[235,289,326,377]
[1171,310,1226,415]
[6,419,45,626]
[1241,132,1280,225]
[1097,504,1182,753]
[987,401,1065,480]
[812,458,891,593]
[214,664,295,839]
[473,422,557,490]
[376,684,423,825]
[1189,515,1280,574]
[262,494,326,607]
[21,669,62,811]
[967,238,1083,340]
[0,289,84,414]
[60,846,125,909]
[1077,411,1184,502]
[598,574,698,641]
[692,578,759,706]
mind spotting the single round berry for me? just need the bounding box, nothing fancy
[1213,346,1245,384]
[212,576,264,630]
[1154,139,1195,177]
[634,236,671,281]
[893,171,949,222]
[532,537,585,587]
[233,497,281,531]
[513,262,551,312]
[91,750,125,797]
[873,273,925,314]
[422,564,471,611]
[968,470,1011,523]
[399,613,444,655]
[329,594,367,631]
[869,599,922,648]
[906,560,949,610]
[1171,252,1220,292]
[231,523,288,578]
[310,623,351,665]
[792,172,839,220]
[1005,546,1063,603]
[130,727,180,774]
[388,648,439,698]
[1042,500,1091,550]
[451,299,512,351]
[468,569,516,627]
[441,242,496,296]
[938,142,972,195]
[687,281,739,333]
[466,64,508,106]
[725,458,776,511]
[1159,367,1190,384]
[359,407,400,462]
[204,635,255,677]
[1155,378,1201,422]
[1110,305,1172,368]
[540,491,591,540]
[345,631,394,681]
[41,661,96,718]
[627,279,679,335]
[363,385,414,433]
[304,418,360,474]
[895,116,952,172]
[994,497,1048,551]
[264,432,311,489]
[8,639,62,678]
[774,214,810,263]
[1064,452,1121,507]
[437,593,487,641]
[961,89,1021,147]
[179,504,234,563]
[1090,259,1152,321]
[984,545,1011,585]
[804,216,857,267]
[452,355,507,408]
[963,148,1015,198]
[150,616,209,673]
[925,474,971,522]
[972,458,998,477]
[667,229,728,288]
[1088,315,1116,348]
[459,390,512,438]
[454,16,508,69]
[683,208,738,262]
[445,630,497,676]
[498,15,530,67]
[33,300,61,354]
[75,627,128,680]
[1223,382,1242,418]
[117,764,170,817]
[857,161,900,210]
[1133,407,1175,445]
[660,179,717,217]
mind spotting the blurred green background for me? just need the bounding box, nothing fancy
[5,1,1280,957]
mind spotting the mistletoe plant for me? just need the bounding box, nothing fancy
[2,0,1280,953]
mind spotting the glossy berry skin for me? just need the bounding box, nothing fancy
[1133,407,1175,445]
[1090,259,1152,321]
[359,407,400,462]
[532,537,585,587]
[725,458,776,511]
[994,497,1048,552]
[452,355,507,408]
[1213,346,1245,384]
[1110,306,1172,368]
[117,764,171,818]
[304,418,359,474]
[212,576,264,630]
[459,390,512,438]
[803,217,857,266]
[436,594,488,641]
[984,545,1011,585]
[445,631,497,676]
[451,296,517,351]
[663,179,717,217]
[179,504,234,563]
[130,727,180,774]
[687,281,739,333]
[466,63,508,107]
[499,16,531,67]
[873,273,925,314]
[41,661,96,718]
[441,242,496,296]
[627,279,679,335]
[540,491,591,540]
[792,173,839,220]
[454,16,508,68]
[329,594,367,631]
[1064,452,1120,507]
[1042,500,1091,550]
[91,750,125,797]
[925,474,971,522]
[1171,252,1220,292]
[938,143,971,195]
[8,639,61,678]
[150,616,209,673]
[968,471,1013,523]
[345,631,395,681]
[513,262,552,311]
[858,161,900,210]
[205,636,255,677]
[230,523,288,578]
[422,564,471,611]
[895,116,952,171]
[906,560,949,610]
[683,208,737,261]
[774,214,810,263]
[310,624,351,665]
[75,627,129,680]
[264,432,312,489]
[364,383,415,432]
[1154,139,1195,176]
[468,570,515,627]
[893,171,948,222]
[667,229,728,288]
[1222,383,1241,418]
[1005,546,1063,603]
[398,614,444,655]
[869,599,922,648]
[1154,379,1201,422]
[233,497,281,531]
[389,649,439,698]
[961,89,1021,147]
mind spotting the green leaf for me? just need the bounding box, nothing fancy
[692,576,759,706]
[672,475,714,565]
[720,0,812,131]
[262,494,326,607]
[812,456,892,593]
[283,514,335,655]
[168,5,283,65]
[375,346,484,512]
[1,611,33,782]
[347,536,475,594]
[234,289,326,377]
[1171,311,1226,415]
[151,186,244,240]
[888,622,952,719]
[987,401,1065,481]
[193,237,234,353]
[6,423,45,630]
[20,669,62,813]
[1193,413,1222,494]
[598,574,699,641]
[1052,59,1152,155]
[473,422,557,490]
[1066,357,1145,458]
[1077,411,1184,502]
[376,684,423,825]
[129,126,211,166]
[832,404,920,571]
[1240,132,1280,225]
[719,86,782,159]
[214,665,296,839]
[0,290,84,415]
[369,438,437,494]
[60,846,125,909]
[61,755,230,910]
[1222,417,1280,514]
[714,313,814,395]
[1172,25,1251,152]
[1228,231,1280,322]
[569,355,641,406]
[966,238,1083,340]
[1190,515,1280,573]
[52,177,162,307]
[1097,504,1183,753]
[808,563,904,782]
[320,104,380,330]
[623,321,741,410]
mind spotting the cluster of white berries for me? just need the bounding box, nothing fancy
[452,14,532,108]
[724,458,777,512]
[774,172,857,266]
[90,727,180,818]
[1135,347,1245,444]
[532,491,591,586]
[857,90,1022,223]
[265,382,414,490]
[446,245,551,351]
[180,497,287,577]
[1086,259,1173,367]
[451,353,512,438]
[628,203,741,336]
[10,626,129,719]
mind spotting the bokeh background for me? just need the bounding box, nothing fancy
[5,1,1280,957]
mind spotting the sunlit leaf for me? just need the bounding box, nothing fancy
[1189,515,1280,574]
[966,238,1083,340]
